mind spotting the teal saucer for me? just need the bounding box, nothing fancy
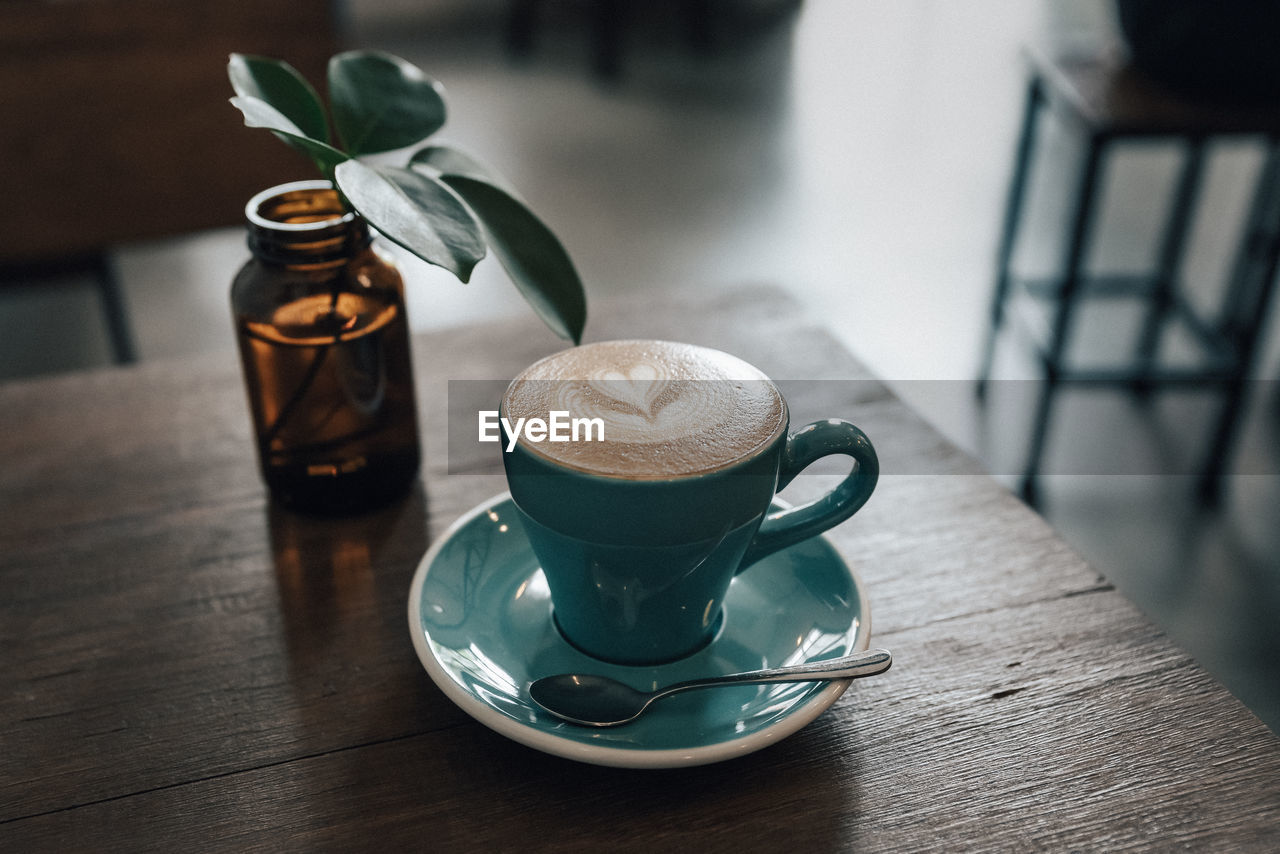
[407,493,871,768]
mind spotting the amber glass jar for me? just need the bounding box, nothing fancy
[232,180,421,514]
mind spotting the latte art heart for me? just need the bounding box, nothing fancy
[588,364,667,418]
[502,340,787,479]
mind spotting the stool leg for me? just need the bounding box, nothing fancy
[1197,144,1280,504]
[1218,145,1280,338]
[1020,134,1106,504]
[1132,138,1207,396]
[94,252,137,364]
[978,77,1043,402]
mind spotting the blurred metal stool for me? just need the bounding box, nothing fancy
[504,0,802,80]
[976,48,1280,506]
[506,0,713,79]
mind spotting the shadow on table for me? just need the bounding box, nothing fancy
[268,482,430,612]
[265,483,435,729]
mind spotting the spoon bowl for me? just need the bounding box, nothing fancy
[529,647,892,727]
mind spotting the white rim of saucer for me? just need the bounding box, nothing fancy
[407,492,872,769]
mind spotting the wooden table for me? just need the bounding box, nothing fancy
[3,287,1277,851]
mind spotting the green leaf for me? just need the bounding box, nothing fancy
[328,51,446,156]
[409,144,519,197]
[227,54,329,143]
[436,173,586,344]
[334,160,485,282]
[229,96,348,174]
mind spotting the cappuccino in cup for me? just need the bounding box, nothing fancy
[500,340,878,664]
[501,339,787,478]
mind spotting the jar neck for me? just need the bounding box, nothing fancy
[245,180,370,269]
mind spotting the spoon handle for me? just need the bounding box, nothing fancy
[659,648,892,698]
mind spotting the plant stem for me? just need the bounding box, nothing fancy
[258,285,343,453]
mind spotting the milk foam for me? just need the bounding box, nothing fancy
[502,340,787,478]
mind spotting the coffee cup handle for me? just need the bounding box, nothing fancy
[738,420,879,572]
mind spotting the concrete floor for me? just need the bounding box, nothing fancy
[2,1,1277,732]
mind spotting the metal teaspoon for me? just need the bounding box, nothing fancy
[528,647,892,727]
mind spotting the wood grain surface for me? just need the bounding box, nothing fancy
[2,286,1277,851]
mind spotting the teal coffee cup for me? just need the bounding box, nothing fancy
[500,340,878,665]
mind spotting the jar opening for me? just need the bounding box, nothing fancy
[246,180,356,232]
[245,180,367,267]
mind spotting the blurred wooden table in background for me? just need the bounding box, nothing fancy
[0,0,335,362]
